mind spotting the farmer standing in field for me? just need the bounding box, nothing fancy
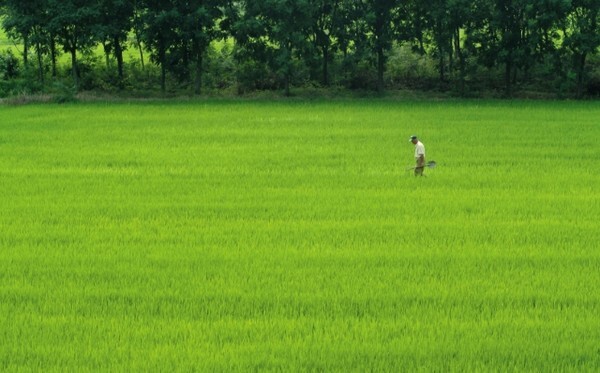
[410,135,425,176]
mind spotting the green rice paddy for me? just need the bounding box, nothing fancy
[0,100,599,370]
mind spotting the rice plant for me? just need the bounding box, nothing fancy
[0,100,599,371]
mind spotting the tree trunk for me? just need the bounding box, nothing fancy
[182,39,190,81]
[504,55,512,97]
[23,34,29,67]
[576,52,587,99]
[102,40,111,69]
[114,36,124,84]
[284,43,292,97]
[36,40,44,84]
[134,27,145,70]
[285,72,290,97]
[454,27,465,95]
[50,37,57,78]
[194,51,202,95]
[439,50,445,82]
[436,20,445,82]
[71,46,79,89]
[160,45,166,93]
[161,62,166,93]
[322,44,329,86]
[418,36,425,54]
[377,45,384,93]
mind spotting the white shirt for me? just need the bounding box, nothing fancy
[414,141,425,159]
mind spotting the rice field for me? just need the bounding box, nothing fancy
[0,100,599,371]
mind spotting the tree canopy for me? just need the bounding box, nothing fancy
[1,0,599,97]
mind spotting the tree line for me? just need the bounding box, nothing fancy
[1,0,599,98]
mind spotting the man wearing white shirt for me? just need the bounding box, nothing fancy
[410,135,425,176]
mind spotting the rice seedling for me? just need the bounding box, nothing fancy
[0,100,599,371]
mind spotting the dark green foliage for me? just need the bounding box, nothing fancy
[231,0,314,96]
[562,0,600,97]
[50,80,77,102]
[139,0,225,94]
[46,0,100,89]
[0,49,19,80]
[0,0,599,98]
[95,0,135,86]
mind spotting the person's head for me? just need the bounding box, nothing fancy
[410,135,418,144]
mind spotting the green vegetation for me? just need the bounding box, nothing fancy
[0,27,8,46]
[0,100,599,370]
[0,1,599,98]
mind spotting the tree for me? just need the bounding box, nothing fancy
[142,0,179,93]
[466,0,525,96]
[132,0,146,71]
[337,0,403,92]
[494,0,525,95]
[370,0,400,93]
[424,0,454,82]
[563,0,600,97]
[0,0,36,67]
[96,0,134,86]
[419,0,475,90]
[448,0,476,93]
[1,0,63,84]
[233,0,313,96]
[466,0,567,96]
[308,0,340,86]
[47,0,99,89]
[1,0,599,97]
[334,0,370,87]
[177,0,226,94]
